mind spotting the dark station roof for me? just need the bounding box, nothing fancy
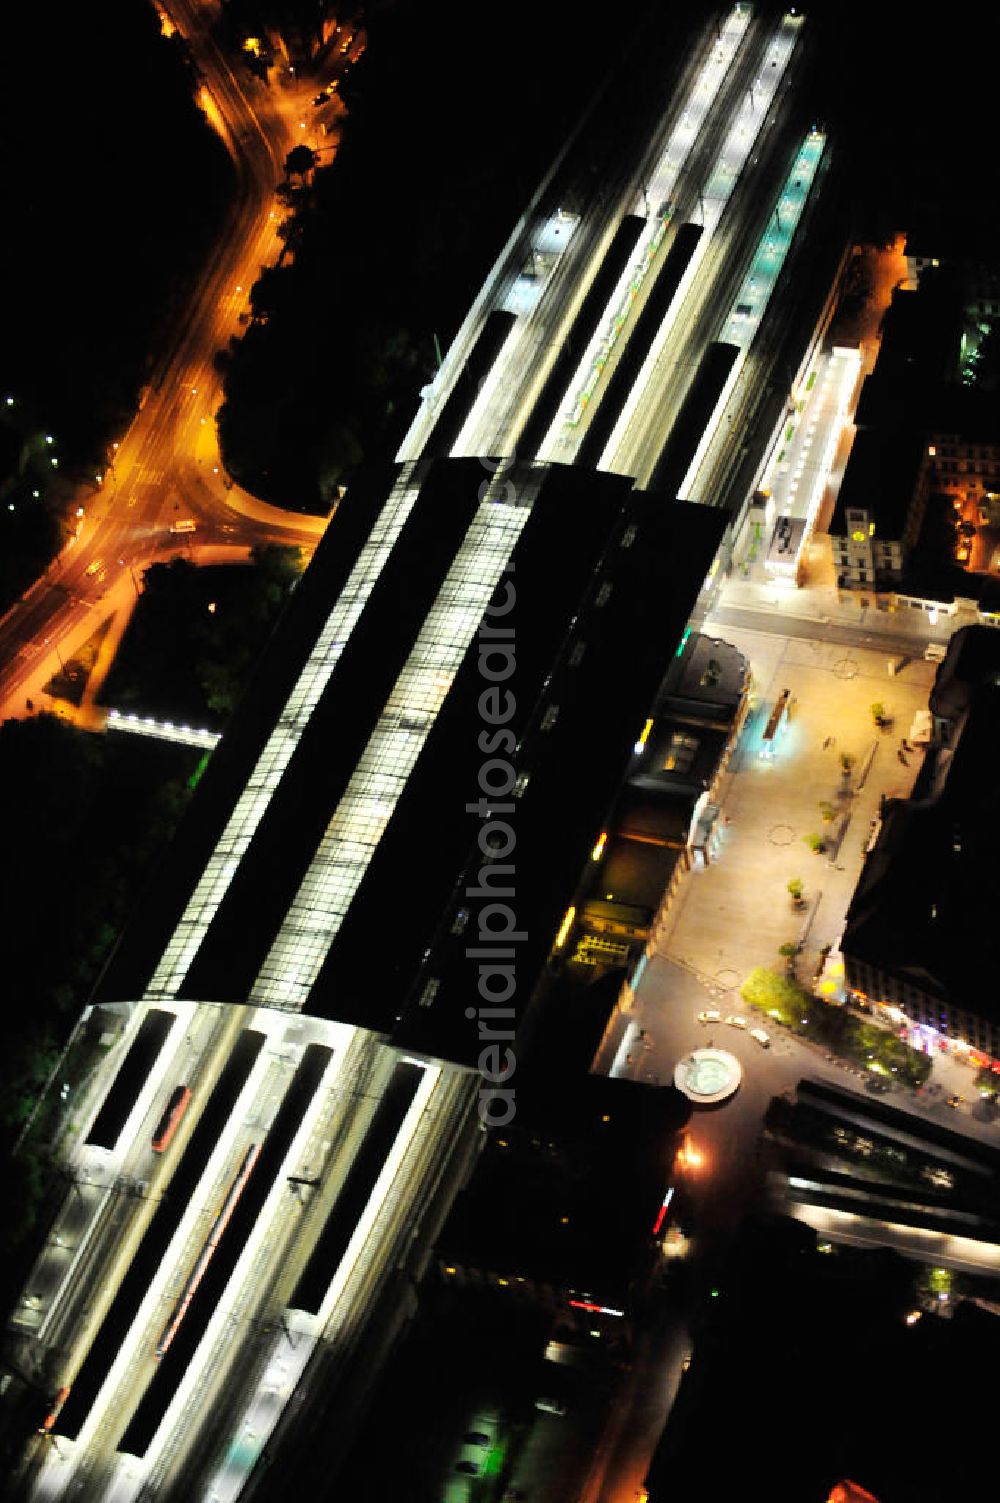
[93,458,407,1006]
[328,491,725,1067]
[95,457,725,1071]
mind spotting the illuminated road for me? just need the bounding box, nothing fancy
[0,0,329,723]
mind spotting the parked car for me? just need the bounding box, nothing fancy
[535,1397,566,1415]
[725,1014,748,1029]
[697,1009,721,1024]
[749,1028,770,1048]
[946,1093,965,1109]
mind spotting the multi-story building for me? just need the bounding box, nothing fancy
[829,428,929,590]
[829,266,1000,598]
[925,386,1000,524]
[574,632,750,959]
[842,626,1000,1065]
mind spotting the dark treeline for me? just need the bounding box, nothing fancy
[99,547,305,728]
[0,1,233,467]
[0,0,233,609]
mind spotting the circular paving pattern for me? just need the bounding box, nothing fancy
[768,823,795,846]
[715,967,740,991]
[673,1047,742,1105]
[832,656,859,680]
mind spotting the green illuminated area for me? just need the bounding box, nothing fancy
[482,1444,505,1478]
[717,129,826,351]
[187,750,213,790]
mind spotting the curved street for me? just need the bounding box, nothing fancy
[0,0,331,723]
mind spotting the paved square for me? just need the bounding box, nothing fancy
[653,627,936,991]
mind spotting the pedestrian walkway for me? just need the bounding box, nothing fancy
[647,633,930,987]
[716,551,971,654]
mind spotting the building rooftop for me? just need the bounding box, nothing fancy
[906,217,1000,273]
[843,628,1000,1021]
[615,785,698,846]
[854,272,961,430]
[928,383,1000,447]
[654,631,748,719]
[877,276,960,381]
[830,426,927,539]
[582,835,681,917]
[635,717,728,796]
[95,458,725,1072]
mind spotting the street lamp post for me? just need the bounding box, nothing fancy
[120,559,141,600]
[46,638,66,675]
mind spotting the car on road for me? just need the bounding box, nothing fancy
[85,558,104,577]
[463,1432,490,1446]
[725,1014,748,1029]
[169,519,197,534]
[946,1093,965,1109]
[749,1028,770,1048]
[697,1009,721,1024]
[535,1397,566,1415]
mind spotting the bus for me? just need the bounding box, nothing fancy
[152,1085,192,1153]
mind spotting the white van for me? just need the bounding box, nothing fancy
[924,642,947,662]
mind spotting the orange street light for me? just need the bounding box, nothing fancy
[677,1133,703,1170]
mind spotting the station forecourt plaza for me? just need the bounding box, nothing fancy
[621,625,984,1095]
